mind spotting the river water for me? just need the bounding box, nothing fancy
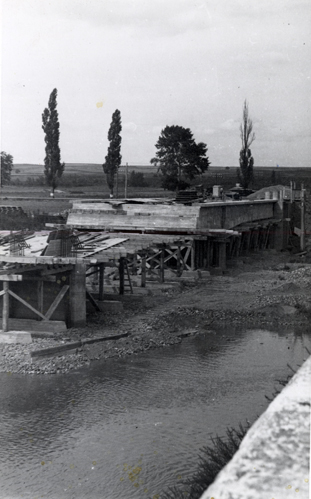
[0,325,310,499]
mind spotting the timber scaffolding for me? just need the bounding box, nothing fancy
[0,191,292,332]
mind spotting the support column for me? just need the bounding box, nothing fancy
[159,248,165,283]
[37,280,44,319]
[141,255,146,288]
[119,258,125,295]
[2,282,9,332]
[218,241,227,271]
[176,244,181,277]
[191,241,195,270]
[99,264,104,301]
[69,263,86,327]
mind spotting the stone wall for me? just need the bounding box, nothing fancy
[200,356,310,499]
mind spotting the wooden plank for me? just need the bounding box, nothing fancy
[0,275,23,281]
[45,285,70,320]
[8,289,47,320]
[81,238,128,257]
[31,332,130,359]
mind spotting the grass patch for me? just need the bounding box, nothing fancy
[161,424,248,499]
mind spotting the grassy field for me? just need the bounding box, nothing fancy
[1,164,310,218]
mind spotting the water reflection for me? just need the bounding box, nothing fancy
[0,326,310,499]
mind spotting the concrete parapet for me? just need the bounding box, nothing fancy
[200,356,311,499]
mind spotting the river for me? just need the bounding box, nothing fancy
[0,325,310,499]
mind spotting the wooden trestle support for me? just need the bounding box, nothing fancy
[0,221,278,331]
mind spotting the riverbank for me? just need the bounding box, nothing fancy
[0,249,311,375]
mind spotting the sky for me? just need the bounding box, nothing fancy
[1,0,310,167]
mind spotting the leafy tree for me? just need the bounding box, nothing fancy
[271,169,276,184]
[0,151,13,186]
[42,88,65,195]
[151,125,210,192]
[103,109,122,197]
[239,100,255,189]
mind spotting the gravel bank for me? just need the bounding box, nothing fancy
[1,250,311,375]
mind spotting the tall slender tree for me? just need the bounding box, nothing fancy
[42,88,65,196]
[103,109,122,198]
[239,100,255,189]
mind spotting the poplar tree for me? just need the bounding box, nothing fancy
[103,109,122,197]
[239,100,255,189]
[42,88,65,195]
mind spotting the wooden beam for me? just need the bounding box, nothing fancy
[176,244,181,277]
[8,289,47,320]
[45,285,69,320]
[86,290,101,311]
[159,248,165,283]
[119,257,125,295]
[41,265,73,276]
[37,280,43,315]
[0,275,23,281]
[99,264,104,301]
[141,255,146,288]
[2,282,9,332]
[23,275,57,282]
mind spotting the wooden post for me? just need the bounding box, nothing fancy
[301,184,305,251]
[119,257,125,295]
[176,244,181,277]
[37,280,44,318]
[132,253,138,275]
[69,263,86,327]
[99,264,104,301]
[218,241,227,270]
[141,255,146,287]
[2,282,9,332]
[159,247,165,283]
[191,241,195,270]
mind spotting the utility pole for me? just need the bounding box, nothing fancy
[124,162,128,199]
[300,183,305,251]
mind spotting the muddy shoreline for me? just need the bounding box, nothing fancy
[1,250,311,375]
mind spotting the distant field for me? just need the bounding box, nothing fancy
[7,163,311,194]
[12,163,158,176]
